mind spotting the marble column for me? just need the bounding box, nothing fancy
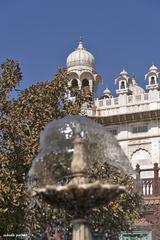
[72,219,92,240]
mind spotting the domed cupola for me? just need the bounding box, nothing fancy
[66,40,95,71]
[67,39,102,95]
[128,76,145,95]
[103,88,112,98]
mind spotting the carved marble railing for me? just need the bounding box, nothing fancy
[127,93,149,104]
[92,91,160,117]
[95,92,160,108]
[135,163,160,196]
[95,97,119,108]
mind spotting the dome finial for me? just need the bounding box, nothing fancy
[120,68,128,76]
[149,63,158,71]
[77,37,84,50]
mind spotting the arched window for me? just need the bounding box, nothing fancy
[82,79,89,88]
[150,76,155,85]
[120,81,125,89]
[71,79,78,88]
[131,149,152,178]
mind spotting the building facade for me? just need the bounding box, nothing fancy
[66,40,160,240]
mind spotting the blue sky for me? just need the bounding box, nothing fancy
[0,0,160,96]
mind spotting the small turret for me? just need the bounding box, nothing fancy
[115,69,130,95]
[145,64,159,91]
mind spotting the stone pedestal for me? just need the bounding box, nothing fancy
[72,219,92,240]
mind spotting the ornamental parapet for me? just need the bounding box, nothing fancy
[90,91,160,117]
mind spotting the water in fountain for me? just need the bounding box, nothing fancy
[28,115,133,191]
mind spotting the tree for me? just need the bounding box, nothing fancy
[0,59,142,238]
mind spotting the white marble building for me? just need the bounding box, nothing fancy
[66,40,160,176]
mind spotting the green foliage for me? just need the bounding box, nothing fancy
[0,59,22,105]
[88,163,142,236]
[0,59,142,238]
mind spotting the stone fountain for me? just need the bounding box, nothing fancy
[29,116,133,240]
